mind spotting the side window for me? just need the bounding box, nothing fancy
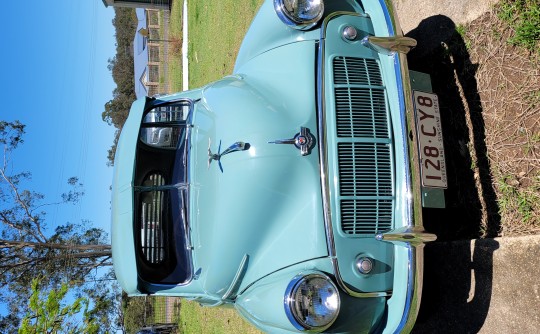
[139,103,191,149]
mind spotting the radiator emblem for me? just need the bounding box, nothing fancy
[268,127,315,156]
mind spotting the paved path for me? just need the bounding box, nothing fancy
[395,0,498,33]
[413,235,540,333]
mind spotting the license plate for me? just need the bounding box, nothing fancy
[413,91,447,188]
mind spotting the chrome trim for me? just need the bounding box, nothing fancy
[150,96,199,108]
[268,126,315,156]
[342,26,358,41]
[317,12,390,299]
[222,254,249,301]
[356,257,374,275]
[284,274,312,331]
[331,258,389,297]
[283,272,341,332]
[376,226,437,244]
[317,11,336,278]
[375,0,436,332]
[273,0,325,31]
[207,140,249,172]
[361,35,417,55]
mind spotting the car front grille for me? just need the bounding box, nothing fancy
[332,56,394,235]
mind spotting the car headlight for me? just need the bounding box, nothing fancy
[284,272,340,331]
[273,0,325,30]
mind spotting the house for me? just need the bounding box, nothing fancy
[101,0,171,10]
[133,8,166,98]
[133,8,150,98]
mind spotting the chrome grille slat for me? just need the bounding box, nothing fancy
[335,86,388,138]
[338,143,392,197]
[333,57,383,86]
[332,56,394,236]
[340,199,393,234]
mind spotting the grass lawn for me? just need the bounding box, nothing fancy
[186,0,264,87]
[169,0,265,89]
[179,300,262,334]
[168,1,184,92]
[167,1,265,332]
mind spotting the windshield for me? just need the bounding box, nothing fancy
[133,99,193,285]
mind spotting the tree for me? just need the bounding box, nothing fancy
[0,121,114,331]
[102,7,138,166]
[18,279,99,334]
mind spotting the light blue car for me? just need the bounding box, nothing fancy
[112,0,447,332]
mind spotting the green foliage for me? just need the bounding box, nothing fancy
[122,295,147,334]
[18,279,100,334]
[498,174,540,224]
[0,121,114,332]
[455,24,467,38]
[0,120,25,149]
[102,7,138,166]
[455,24,472,50]
[497,0,540,53]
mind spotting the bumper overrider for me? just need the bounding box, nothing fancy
[317,1,436,333]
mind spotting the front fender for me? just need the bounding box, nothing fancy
[234,0,319,71]
[235,259,387,333]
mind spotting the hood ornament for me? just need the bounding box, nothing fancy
[208,139,249,173]
[268,127,315,156]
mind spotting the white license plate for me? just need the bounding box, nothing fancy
[413,91,447,188]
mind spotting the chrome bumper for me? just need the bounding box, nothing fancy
[374,1,436,333]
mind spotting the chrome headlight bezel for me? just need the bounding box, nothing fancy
[273,0,325,31]
[284,272,341,332]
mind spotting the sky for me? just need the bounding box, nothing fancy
[2,1,117,236]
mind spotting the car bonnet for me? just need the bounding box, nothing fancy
[188,76,328,297]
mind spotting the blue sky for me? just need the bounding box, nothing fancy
[3,1,117,236]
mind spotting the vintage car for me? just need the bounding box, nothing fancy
[112,0,446,333]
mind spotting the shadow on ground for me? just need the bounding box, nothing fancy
[405,15,501,332]
[407,14,501,240]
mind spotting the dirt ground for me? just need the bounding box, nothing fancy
[403,7,540,239]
